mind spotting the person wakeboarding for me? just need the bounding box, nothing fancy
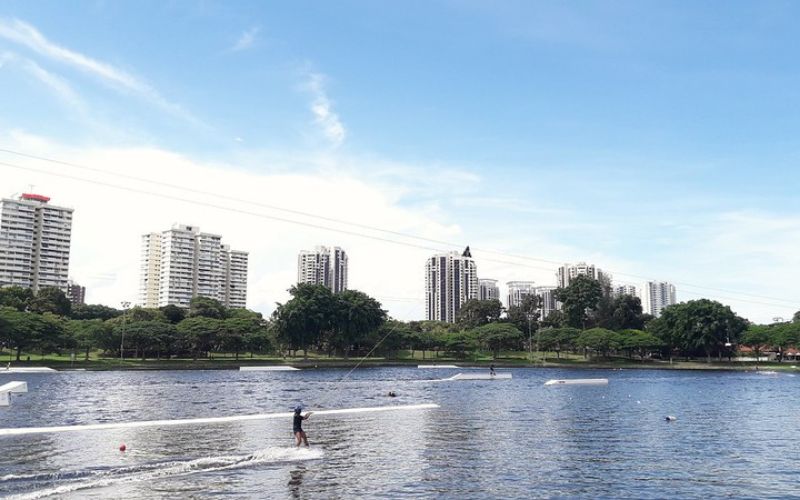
[490,364,496,377]
[293,406,313,447]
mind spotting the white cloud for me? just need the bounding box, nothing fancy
[0,132,465,320]
[231,27,259,52]
[303,72,346,147]
[0,18,202,126]
[0,51,85,112]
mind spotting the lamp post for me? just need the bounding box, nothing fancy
[526,312,535,364]
[120,301,131,363]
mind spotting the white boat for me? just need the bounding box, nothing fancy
[447,372,512,380]
[239,366,300,371]
[417,364,459,369]
[544,378,609,386]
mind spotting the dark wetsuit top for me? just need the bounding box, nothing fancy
[293,414,304,433]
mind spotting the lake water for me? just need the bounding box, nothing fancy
[1,367,798,499]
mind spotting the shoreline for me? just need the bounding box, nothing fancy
[2,358,796,372]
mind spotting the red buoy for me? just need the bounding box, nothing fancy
[119,443,127,452]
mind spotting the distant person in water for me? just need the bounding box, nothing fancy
[490,364,496,377]
[293,406,312,447]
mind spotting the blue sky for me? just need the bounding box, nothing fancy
[1,1,799,321]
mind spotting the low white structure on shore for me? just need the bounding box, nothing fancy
[417,364,459,369]
[0,381,28,406]
[1,367,56,374]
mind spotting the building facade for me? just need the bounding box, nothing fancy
[613,284,638,298]
[139,224,248,308]
[297,246,348,293]
[534,286,559,321]
[0,193,73,293]
[425,248,478,323]
[479,278,500,301]
[506,281,536,309]
[641,281,677,317]
[556,262,610,289]
[66,279,86,305]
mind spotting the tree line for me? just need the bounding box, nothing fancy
[0,286,272,361]
[1,278,798,363]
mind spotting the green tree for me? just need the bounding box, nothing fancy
[648,300,747,362]
[576,328,620,358]
[29,287,72,316]
[506,295,541,333]
[456,299,504,329]
[159,304,187,324]
[769,322,800,362]
[554,275,603,329]
[538,327,580,359]
[617,329,662,360]
[540,310,565,328]
[741,325,771,362]
[70,304,122,321]
[176,316,222,359]
[271,284,336,357]
[0,286,34,311]
[188,296,227,319]
[597,295,646,331]
[66,319,109,360]
[329,290,387,357]
[472,323,523,359]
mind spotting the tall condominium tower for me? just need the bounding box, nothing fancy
[556,262,610,289]
[297,246,348,293]
[0,193,73,292]
[534,286,559,320]
[479,279,500,301]
[641,281,676,318]
[139,224,248,308]
[506,281,535,309]
[66,279,86,305]
[613,284,638,298]
[425,247,478,323]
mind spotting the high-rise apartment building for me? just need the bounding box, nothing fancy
[66,279,86,305]
[506,281,536,309]
[221,245,249,309]
[641,281,676,317]
[297,246,348,293]
[479,279,500,301]
[139,224,248,308]
[556,262,610,289]
[425,247,478,323]
[534,286,559,320]
[613,284,638,298]
[0,193,73,292]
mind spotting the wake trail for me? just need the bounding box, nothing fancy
[5,447,323,500]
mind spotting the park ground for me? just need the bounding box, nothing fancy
[2,349,797,372]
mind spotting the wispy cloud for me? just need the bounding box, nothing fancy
[231,27,259,52]
[0,18,203,126]
[0,50,84,111]
[304,72,346,147]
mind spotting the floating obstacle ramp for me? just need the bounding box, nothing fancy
[447,373,512,381]
[544,378,608,386]
[417,364,459,369]
[1,367,56,374]
[239,366,300,371]
[0,381,28,406]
